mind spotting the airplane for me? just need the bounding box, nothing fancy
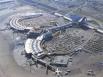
[55,68,62,77]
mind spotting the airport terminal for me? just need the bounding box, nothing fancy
[0,0,103,77]
[9,11,103,77]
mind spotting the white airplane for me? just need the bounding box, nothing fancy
[55,68,62,77]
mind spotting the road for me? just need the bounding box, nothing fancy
[17,0,58,13]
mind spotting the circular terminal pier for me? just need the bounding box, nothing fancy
[9,12,63,32]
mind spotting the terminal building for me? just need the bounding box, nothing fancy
[64,14,88,29]
[50,56,69,67]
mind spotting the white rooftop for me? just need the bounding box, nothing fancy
[25,39,34,54]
